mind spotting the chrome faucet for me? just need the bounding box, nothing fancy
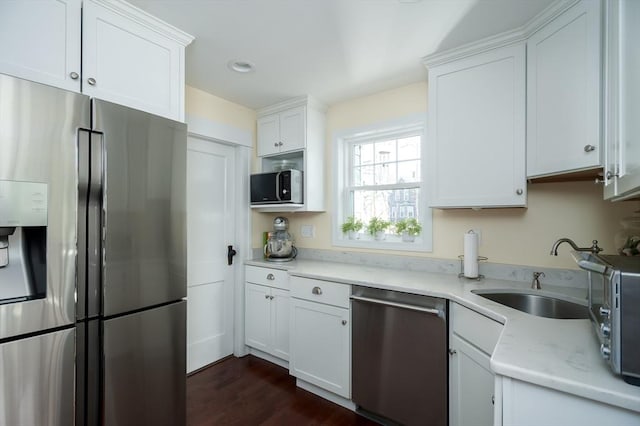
[550,238,603,256]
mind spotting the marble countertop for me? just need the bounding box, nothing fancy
[245,258,640,413]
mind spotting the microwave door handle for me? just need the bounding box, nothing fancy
[275,171,282,201]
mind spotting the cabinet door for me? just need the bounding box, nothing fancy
[257,114,281,157]
[0,0,81,92]
[527,0,601,178]
[279,106,306,153]
[449,334,495,426]
[289,298,350,398]
[605,0,640,200]
[428,44,526,208]
[270,288,290,361]
[82,0,182,120]
[245,283,271,352]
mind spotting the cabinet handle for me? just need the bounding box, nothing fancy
[516,188,523,195]
[87,77,96,86]
[448,349,457,355]
[270,295,274,300]
[266,273,275,280]
[278,141,283,147]
[312,286,322,295]
[341,320,347,326]
[274,142,279,147]
[264,294,270,299]
[492,395,495,405]
[69,72,79,80]
[584,144,596,152]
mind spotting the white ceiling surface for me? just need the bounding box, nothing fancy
[129,0,555,110]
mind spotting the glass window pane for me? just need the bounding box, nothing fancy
[352,144,362,167]
[398,136,420,161]
[352,188,420,230]
[356,165,375,186]
[397,160,420,183]
[374,163,397,185]
[375,140,397,164]
[356,142,374,166]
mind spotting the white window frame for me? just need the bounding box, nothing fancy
[332,114,432,252]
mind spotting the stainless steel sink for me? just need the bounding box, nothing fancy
[472,291,589,319]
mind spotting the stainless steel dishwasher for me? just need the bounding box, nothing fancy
[351,286,447,426]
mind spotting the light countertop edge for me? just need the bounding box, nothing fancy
[244,258,640,414]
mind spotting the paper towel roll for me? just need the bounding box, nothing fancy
[464,231,479,278]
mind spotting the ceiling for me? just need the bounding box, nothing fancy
[129,0,555,110]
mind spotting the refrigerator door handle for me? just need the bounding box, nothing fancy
[77,129,91,321]
[87,131,104,319]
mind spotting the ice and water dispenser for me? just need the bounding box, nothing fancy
[0,180,48,303]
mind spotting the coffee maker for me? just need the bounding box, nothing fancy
[264,216,297,262]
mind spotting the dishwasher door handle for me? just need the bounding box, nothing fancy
[350,295,442,317]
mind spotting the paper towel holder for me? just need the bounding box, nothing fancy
[457,255,488,280]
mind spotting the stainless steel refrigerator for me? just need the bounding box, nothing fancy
[0,73,187,426]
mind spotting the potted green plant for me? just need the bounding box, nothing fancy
[341,216,363,240]
[394,218,422,242]
[366,217,391,241]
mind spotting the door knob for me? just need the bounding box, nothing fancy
[227,245,237,265]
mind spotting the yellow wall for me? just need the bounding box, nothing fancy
[186,85,256,133]
[252,82,640,269]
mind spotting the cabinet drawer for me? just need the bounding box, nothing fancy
[452,303,503,355]
[246,266,289,290]
[290,276,350,308]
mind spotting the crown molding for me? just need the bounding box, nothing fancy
[87,0,195,46]
[422,0,581,68]
[257,95,327,117]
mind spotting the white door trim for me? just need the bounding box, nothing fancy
[186,114,252,358]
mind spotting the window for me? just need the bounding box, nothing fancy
[333,115,432,251]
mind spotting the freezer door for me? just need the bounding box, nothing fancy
[0,73,90,339]
[92,100,187,316]
[0,328,75,426]
[102,301,186,426]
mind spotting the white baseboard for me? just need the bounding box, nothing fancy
[248,347,289,370]
[296,379,356,411]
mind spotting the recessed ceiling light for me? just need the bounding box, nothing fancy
[227,60,255,73]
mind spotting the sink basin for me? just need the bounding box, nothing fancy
[472,291,589,320]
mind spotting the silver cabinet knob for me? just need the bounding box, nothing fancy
[69,72,79,80]
[266,273,275,281]
[448,348,457,355]
[278,141,283,147]
[274,142,279,147]
[516,188,524,195]
[270,295,274,300]
[584,144,596,152]
[312,286,322,295]
[341,320,347,325]
[264,294,270,299]
[87,77,96,86]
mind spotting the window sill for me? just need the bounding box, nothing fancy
[333,234,432,252]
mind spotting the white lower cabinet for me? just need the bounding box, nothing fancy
[498,376,640,426]
[450,303,503,426]
[289,277,350,398]
[244,266,290,361]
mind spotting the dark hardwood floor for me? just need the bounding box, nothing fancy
[187,355,377,426]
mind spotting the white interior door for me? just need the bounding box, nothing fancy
[187,137,236,373]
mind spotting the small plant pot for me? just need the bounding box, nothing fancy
[401,233,416,243]
[374,231,386,241]
[348,231,359,240]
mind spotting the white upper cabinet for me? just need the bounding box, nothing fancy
[426,43,527,208]
[527,0,602,178]
[257,105,306,156]
[604,0,640,200]
[0,0,82,92]
[83,0,192,121]
[0,0,193,121]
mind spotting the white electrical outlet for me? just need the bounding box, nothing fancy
[300,225,315,238]
[472,229,482,246]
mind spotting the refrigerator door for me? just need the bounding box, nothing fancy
[0,73,89,339]
[0,328,75,425]
[92,100,187,316]
[102,301,186,426]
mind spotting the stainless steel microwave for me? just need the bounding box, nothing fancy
[250,169,303,205]
[575,252,640,386]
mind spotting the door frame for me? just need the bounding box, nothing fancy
[185,114,252,357]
